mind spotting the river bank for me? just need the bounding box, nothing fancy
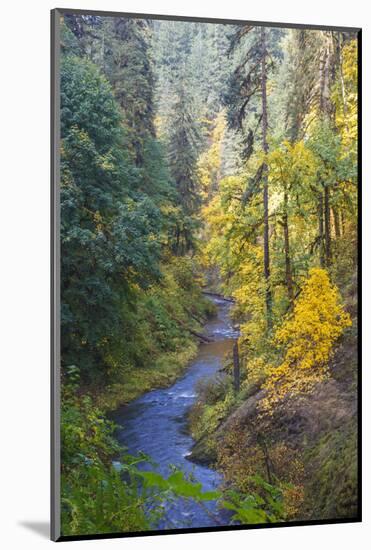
[95,342,199,411]
[187,300,358,522]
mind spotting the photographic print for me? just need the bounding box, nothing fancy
[51,9,361,541]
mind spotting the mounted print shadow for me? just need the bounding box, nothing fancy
[51,8,361,542]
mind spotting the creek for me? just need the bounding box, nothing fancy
[112,297,238,529]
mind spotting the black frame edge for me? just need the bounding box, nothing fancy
[57,517,361,543]
[54,7,361,32]
[357,27,362,523]
[51,7,61,543]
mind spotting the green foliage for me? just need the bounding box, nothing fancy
[61,369,152,535]
[223,26,283,157]
[96,257,214,408]
[165,85,202,254]
[304,420,358,520]
[141,470,220,501]
[61,369,220,536]
[61,454,151,536]
[103,256,212,373]
[222,475,285,524]
[60,55,165,382]
[108,18,155,148]
[60,20,222,533]
[189,384,236,444]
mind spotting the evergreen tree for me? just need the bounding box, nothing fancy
[60,55,162,381]
[167,82,201,254]
[223,25,281,329]
[103,17,156,165]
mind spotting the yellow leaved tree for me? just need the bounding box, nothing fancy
[260,268,351,413]
[197,111,226,200]
[332,39,358,152]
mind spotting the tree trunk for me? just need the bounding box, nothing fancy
[261,27,273,330]
[283,189,294,304]
[257,434,273,485]
[318,36,335,269]
[233,340,240,393]
[324,185,332,266]
[333,206,341,238]
[175,225,180,255]
[340,209,346,235]
[100,24,105,71]
[318,192,325,267]
[319,38,333,119]
[338,33,350,134]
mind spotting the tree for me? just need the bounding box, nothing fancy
[223,25,281,330]
[63,13,102,58]
[104,17,155,165]
[284,30,358,269]
[267,140,318,304]
[167,82,201,254]
[332,38,358,153]
[60,55,162,381]
[261,268,351,412]
[197,111,226,200]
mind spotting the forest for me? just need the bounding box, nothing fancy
[58,12,359,536]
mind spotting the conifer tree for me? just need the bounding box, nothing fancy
[104,17,155,165]
[60,55,162,381]
[223,25,278,329]
[167,82,201,254]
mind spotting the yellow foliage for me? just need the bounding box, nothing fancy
[242,357,270,387]
[202,165,272,352]
[260,268,351,412]
[201,175,244,269]
[282,484,305,519]
[268,140,318,191]
[332,39,358,151]
[197,111,226,199]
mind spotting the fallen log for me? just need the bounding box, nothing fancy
[184,307,204,324]
[171,315,213,343]
[188,328,213,343]
[202,290,235,303]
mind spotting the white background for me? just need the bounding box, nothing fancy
[0,0,369,548]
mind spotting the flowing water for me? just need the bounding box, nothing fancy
[112,297,238,530]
